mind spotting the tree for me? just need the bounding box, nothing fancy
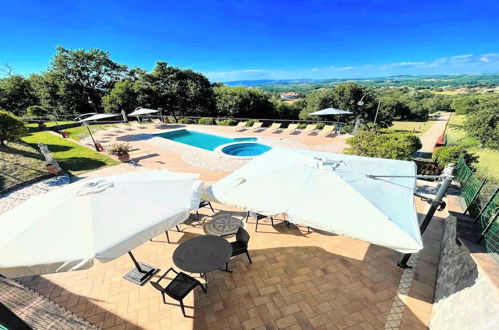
[102,80,142,113]
[214,86,275,118]
[25,105,49,119]
[0,75,38,116]
[451,95,479,114]
[300,83,393,128]
[0,110,28,146]
[344,130,422,160]
[47,46,128,113]
[271,96,301,119]
[465,96,499,149]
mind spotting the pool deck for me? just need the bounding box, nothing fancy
[3,123,446,329]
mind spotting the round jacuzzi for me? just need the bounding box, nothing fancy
[221,142,271,157]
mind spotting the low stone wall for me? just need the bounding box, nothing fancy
[429,216,499,329]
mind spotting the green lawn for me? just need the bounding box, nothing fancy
[22,131,118,175]
[0,140,48,191]
[445,114,499,182]
[27,121,121,140]
[388,120,434,136]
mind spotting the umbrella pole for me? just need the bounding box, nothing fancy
[397,175,453,269]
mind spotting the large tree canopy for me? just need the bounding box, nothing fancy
[214,86,275,118]
[465,96,499,149]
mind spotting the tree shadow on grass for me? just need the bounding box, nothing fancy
[0,145,44,161]
[58,157,108,172]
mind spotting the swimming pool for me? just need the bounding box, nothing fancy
[156,129,257,151]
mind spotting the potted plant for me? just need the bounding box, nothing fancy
[109,143,132,162]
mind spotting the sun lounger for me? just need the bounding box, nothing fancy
[320,125,337,137]
[268,122,282,132]
[301,124,317,134]
[234,121,247,131]
[284,123,299,133]
[251,122,263,130]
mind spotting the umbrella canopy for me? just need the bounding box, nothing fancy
[78,113,121,122]
[0,170,202,278]
[309,108,353,116]
[203,148,422,253]
[128,108,159,116]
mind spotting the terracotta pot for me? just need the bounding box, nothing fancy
[46,164,60,175]
[118,153,130,163]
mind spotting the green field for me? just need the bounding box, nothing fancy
[446,114,499,182]
[27,121,122,140]
[388,120,434,136]
[22,131,118,175]
[0,140,48,191]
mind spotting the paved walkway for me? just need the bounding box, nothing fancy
[413,113,451,159]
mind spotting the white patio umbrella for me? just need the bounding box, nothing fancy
[128,108,160,123]
[309,108,353,116]
[203,148,422,253]
[0,170,202,284]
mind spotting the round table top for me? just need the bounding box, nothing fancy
[173,235,232,274]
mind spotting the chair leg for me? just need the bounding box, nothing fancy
[196,211,200,220]
[176,225,181,232]
[245,250,253,264]
[161,293,166,304]
[245,211,249,223]
[255,218,259,232]
[165,231,171,244]
[208,202,214,213]
[179,299,186,317]
[270,217,274,226]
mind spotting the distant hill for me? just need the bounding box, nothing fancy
[224,74,499,92]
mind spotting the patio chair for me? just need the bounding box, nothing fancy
[150,267,206,317]
[320,125,337,137]
[301,124,317,134]
[250,122,263,131]
[166,116,177,124]
[234,121,247,131]
[225,227,252,271]
[284,123,299,134]
[245,211,274,232]
[268,122,282,132]
[196,200,215,219]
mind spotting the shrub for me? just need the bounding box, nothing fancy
[108,143,132,157]
[315,122,325,129]
[340,125,354,134]
[245,120,257,127]
[178,118,195,124]
[297,123,307,129]
[216,119,237,126]
[345,130,422,160]
[197,117,214,125]
[25,105,49,119]
[0,110,28,146]
[433,145,478,167]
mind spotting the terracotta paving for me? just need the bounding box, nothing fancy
[12,123,448,329]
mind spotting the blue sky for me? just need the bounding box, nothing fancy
[1,0,498,81]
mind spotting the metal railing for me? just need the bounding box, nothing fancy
[455,158,499,253]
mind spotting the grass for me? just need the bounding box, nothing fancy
[388,120,434,136]
[0,140,48,191]
[432,90,467,95]
[27,121,121,140]
[21,131,118,175]
[445,114,499,182]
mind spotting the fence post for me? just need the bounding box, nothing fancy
[477,211,499,244]
[463,180,487,215]
[474,187,499,223]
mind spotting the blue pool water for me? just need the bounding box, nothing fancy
[221,143,271,157]
[157,129,257,151]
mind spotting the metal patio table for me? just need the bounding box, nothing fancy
[172,235,232,291]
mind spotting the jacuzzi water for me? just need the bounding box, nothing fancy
[221,142,272,157]
[156,129,256,151]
